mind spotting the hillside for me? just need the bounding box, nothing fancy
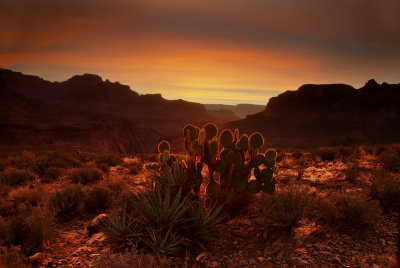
[204,103,264,119]
[229,80,400,147]
[0,69,221,153]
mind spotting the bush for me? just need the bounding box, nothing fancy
[0,245,29,268]
[68,166,103,184]
[95,154,122,167]
[317,147,341,162]
[2,205,53,255]
[378,148,400,170]
[41,166,63,183]
[10,186,47,207]
[369,172,400,211]
[318,193,381,232]
[103,184,224,254]
[0,168,34,186]
[51,184,83,217]
[264,185,313,230]
[125,162,142,175]
[84,183,112,213]
[343,163,361,183]
[32,151,81,177]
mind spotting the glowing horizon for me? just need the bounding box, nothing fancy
[1,0,399,105]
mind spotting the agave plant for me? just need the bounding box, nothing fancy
[186,198,225,248]
[101,205,141,248]
[150,160,202,198]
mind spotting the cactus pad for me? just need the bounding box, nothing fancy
[204,123,218,140]
[219,129,234,148]
[158,141,170,153]
[237,135,249,150]
[206,182,221,196]
[250,132,264,149]
[209,140,219,158]
[265,149,277,161]
[247,179,262,194]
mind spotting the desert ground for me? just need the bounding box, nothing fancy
[0,143,399,268]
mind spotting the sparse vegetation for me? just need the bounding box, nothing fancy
[51,184,83,217]
[68,165,103,184]
[84,183,113,213]
[369,172,400,211]
[318,193,382,233]
[264,185,314,230]
[378,148,400,170]
[0,168,34,186]
[317,147,341,162]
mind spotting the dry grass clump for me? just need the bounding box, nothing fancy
[317,193,381,233]
[342,163,361,183]
[264,185,314,230]
[377,148,400,170]
[51,184,83,218]
[10,186,48,208]
[84,183,113,213]
[68,165,104,184]
[0,168,34,186]
[317,147,341,162]
[95,154,123,168]
[124,162,143,175]
[0,245,30,268]
[369,172,400,211]
[0,205,54,255]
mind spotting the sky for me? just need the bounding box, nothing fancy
[1,0,400,105]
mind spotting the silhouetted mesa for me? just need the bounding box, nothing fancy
[228,80,400,147]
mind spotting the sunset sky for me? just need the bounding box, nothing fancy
[1,0,399,105]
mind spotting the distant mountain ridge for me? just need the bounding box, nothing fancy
[229,79,400,147]
[204,103,264,119]
[0,69,223,153]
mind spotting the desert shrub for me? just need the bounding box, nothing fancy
[0,245,29,268]
[377,148,400,170]
[73,150,95,163]
[84,183,112,213]
[264,185,313,230]
[41,166,63,183]
[343,163,361,183]
[139,154,158,163]
[97,163,110,173]
[95,154,123,167]
[369,172,400,211]
[68,166,103,184]
[0,168,34,186]
[317,147,341,162]
[32,151,81,177]
[318,193,381,232]
[125,162,142,175]
[7,151,37,170]
[338,146,354,160]
[103,184,224,254]
[10,186,47,207]
[51,184,83,217]
[2,205,53,255]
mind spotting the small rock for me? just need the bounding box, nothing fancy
[29,253,46,265]
[233,240,238,245]
[257,257,265,262]
[196,252,207,262]
[87,214,108,234]
[71,257,79,262]
[294,248,307,254]
[87,232,106,246]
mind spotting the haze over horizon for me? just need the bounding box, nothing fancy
[1,0,399,105]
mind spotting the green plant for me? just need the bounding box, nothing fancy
[0,168,34,186]
[68,165,103,184]
[51,184,83,217]
[157,123,277,216]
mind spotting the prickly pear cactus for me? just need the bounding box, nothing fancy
[156,124,278,201]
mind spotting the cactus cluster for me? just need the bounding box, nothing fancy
[157,123,277,200]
